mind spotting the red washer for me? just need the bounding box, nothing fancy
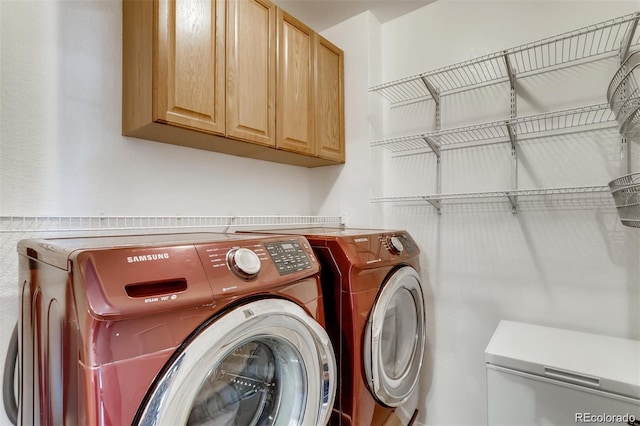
[17,232,336,425]
[240,228,426,426]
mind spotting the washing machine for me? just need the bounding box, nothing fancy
[17,232,336,425]
[239,228,426,426]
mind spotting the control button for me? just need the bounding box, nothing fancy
[387,236,404,255]
[227,248,261,279]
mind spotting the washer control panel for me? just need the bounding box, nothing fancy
[264,240,311,275]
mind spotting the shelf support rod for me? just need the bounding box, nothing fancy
[504,52,518,214]
[620,15,639,62]
[435,87,442,216]
[420,76,440,104]
[421,75,443,215]
[618,20,635,175]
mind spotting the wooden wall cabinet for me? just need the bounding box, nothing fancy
[226,0,276,146]
[315,34,345,162]
[276,10,345,163]
[277,9,315,156]
[123,0,344,167]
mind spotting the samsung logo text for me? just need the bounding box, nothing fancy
[127,253,170,263]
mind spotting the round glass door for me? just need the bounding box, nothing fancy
[187,337,305,425]
[135,299,336,426]
[364,266,425,407]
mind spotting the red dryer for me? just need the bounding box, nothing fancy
[241,228,427,426]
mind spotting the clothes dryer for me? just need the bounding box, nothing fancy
[240,228,426,426]
[17,232,336,425]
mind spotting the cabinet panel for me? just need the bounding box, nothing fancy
[227,0,276,146]
[123,0,344,167]
[315,35,345,162]
[154,0,225,134]
[277,9,315,155]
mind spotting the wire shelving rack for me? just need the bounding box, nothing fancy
[371,185,610,205]
[369,13,640,214]
[371,103,616,153]
[370,13,640,105]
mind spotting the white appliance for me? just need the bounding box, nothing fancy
[485,320,640,425]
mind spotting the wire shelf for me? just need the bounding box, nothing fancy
[0,215,345,234]
[371,185,611,204]
[370,13,640,105]
[371,103,616,153]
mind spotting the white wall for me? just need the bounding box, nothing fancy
[312,11,382,227]
[377,1,640,425]
[0,0,319,218]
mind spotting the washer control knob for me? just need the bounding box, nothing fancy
[228,248,261,279]
[387,236,404,255]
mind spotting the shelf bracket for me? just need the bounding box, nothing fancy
[422,136,441,157]
[420,76,440,104]
[503,53,516,90]
[506,122,517,151]
[506,192,518,212]
[620,15,639,62]
[424,197,442,213]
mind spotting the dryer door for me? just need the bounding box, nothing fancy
[364,266,426,407]
[134,299,336,426]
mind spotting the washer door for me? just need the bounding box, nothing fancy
[135,299,336,426]
[364,266,426,407]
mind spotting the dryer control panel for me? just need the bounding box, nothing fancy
[337,231,421,269]
[264,240,312,275]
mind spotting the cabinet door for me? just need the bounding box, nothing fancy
[276,9,315,155]
[315,35,345,162]
[227,0,276,146]
[154,0,225,134]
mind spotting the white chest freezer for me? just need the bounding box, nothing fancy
[485,321,640,426]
